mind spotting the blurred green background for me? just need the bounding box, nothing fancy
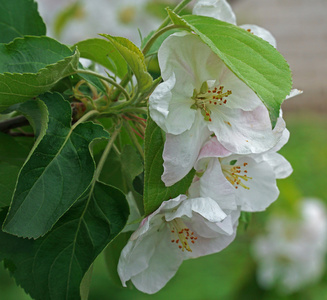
[1,0,327,299]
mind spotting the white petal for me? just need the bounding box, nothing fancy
[286,89,303,100]
[261,152,293,179]
[130,227,184,294]
[149,73,196,135]
[158,32,225,89]
[196,158,237,211]
[197,137,232,163]
[193,0,237,25]
[208,105,285,154]
[218,65,262,111]
[165,196,226,223]
[162,110,211,186]
[239,24,277,47]
[223,156,280,212]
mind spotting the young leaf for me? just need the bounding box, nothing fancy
[3,92,109,238]
[74,38,128,79]
[0,36,79,112]
[0,0,46,43]
[100,34,153,93]
[0,181,129,300]
[143,116,195,215]
[168,11,292,127]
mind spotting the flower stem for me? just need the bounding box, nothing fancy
[95,125,121,180]
[124,120,144,160]
[142,24,181,56]
[71,110,99,130]
[76,69,130,101]
[157,0,193,31]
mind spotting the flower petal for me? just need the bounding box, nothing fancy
[261,152,293,179]
[162,110,211,186]
[194,158,237,211]
[239,24,277,47]
[193,0,237,25]
[208,105,285,154]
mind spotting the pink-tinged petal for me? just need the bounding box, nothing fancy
[162,110,211,186]
[262,153,293,179]
[218,66,262,111]
[165,197,226,223]
[197,136,232,163]
[208,105,285,154]
[158,32,225,89]
[193,0,237,25]
[149,74,196,135]
[222,156,279,212]
[130,227,184,294]
[239,24,277,47]
[196,158,237,211]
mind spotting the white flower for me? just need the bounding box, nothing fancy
[118,194,240,294]
[150,31,287,186]
[190,132,292,212]
[193,0,276,47]
[37,0,161,45]
[252,198,327,293]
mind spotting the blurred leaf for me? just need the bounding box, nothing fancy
[0,133,31,167]
[0,0,46,43]
[0,181,129,300]
[168,11,292,127]
[104,231,132,286]
[0,36,79,112]
[143,116,195,215]
[3,93,109,238]
[54,1,84,38]
[0,162,20,207]
[75,38,128,79]
[100,34,153,92]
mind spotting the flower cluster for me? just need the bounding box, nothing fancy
[118,0,301,294]
[253,198,327,294]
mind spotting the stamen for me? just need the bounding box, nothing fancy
[191,82,232,123]
[221,159,253,190]
[169,219,197,252]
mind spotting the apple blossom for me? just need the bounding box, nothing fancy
[189,130,292,212]
[252,199,327,293]
[150,31,287,186]
[118,194,240,294]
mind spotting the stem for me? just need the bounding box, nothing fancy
[76,69,130,101]
[111,74,131,101]
[71,110,99,130]
[124,120,144,160]
[95,126,121,180]
[157,0,193,31]
[142,24,181,55]
[0,115,29,132]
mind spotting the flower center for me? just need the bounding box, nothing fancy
[169,219,197,252]
[191,81,232,122]
[221,159,252,190]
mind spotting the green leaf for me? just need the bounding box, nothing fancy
[0,181,129,300]
[3,92,109,238]
[143,116,195,215]
[0,0,46,43]
[0,36,79,112]
[0,162,20,207]
[104,231,132,286]
[168,11,292,127]
[74,38,128,79]
[100,34,153,92]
